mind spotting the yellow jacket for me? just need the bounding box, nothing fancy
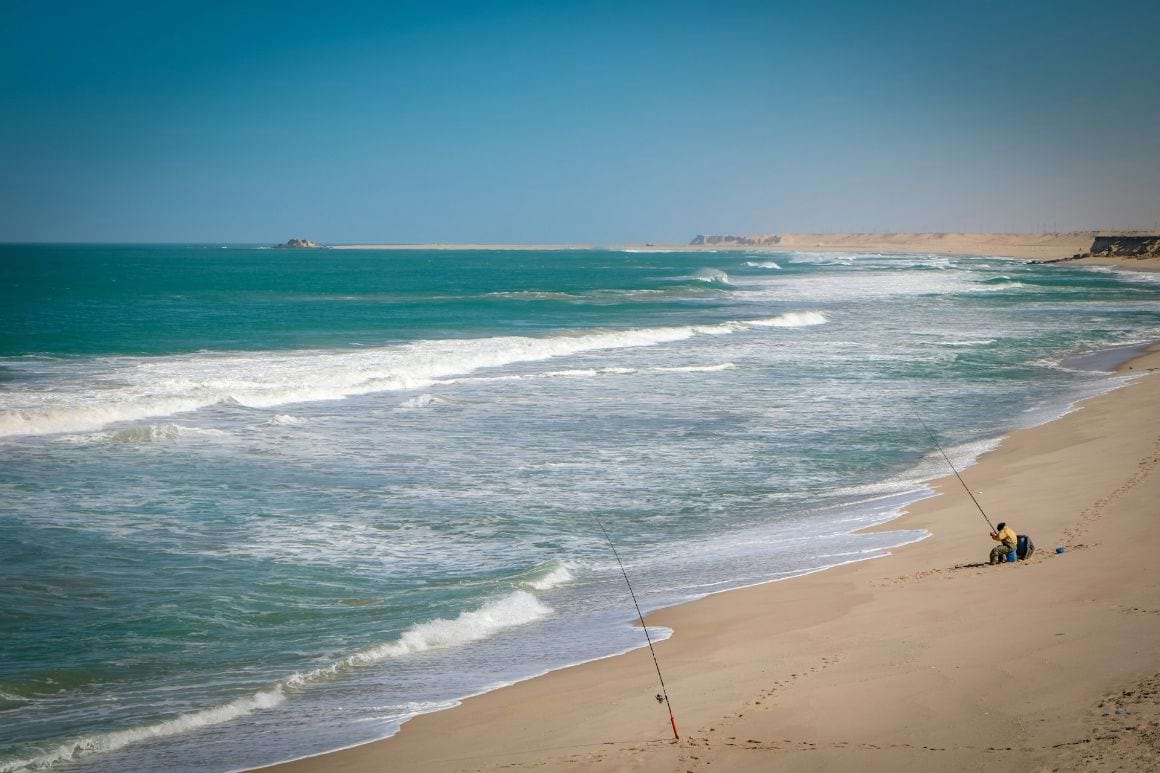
[992,526,1017,548]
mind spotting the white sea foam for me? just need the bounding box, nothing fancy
[969,279,1026,292]
[291,591,551,676]
[828,479,927,500]
[653,363,737,373]
[485,291,581,300]
[695,268,729,283]
[523,563,575,590]
[784,252,954,270]
[744,261,781,269]
[434,362,737,386]
[58,424,228,445]
[827,436,1005,505]
[266,414,307,425]
[934,338,997,347]
[681,268,729,284]
[0,318,817,437]
[1097,267,1160,284]
[911,437,1004,483]
[0,687,287,773]
[398,394,446,409]
[732,270,978,302]
[0,591,551,773]
[744,311,828,327]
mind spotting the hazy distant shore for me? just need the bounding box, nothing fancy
[329,232,1098,259]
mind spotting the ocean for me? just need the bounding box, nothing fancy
[2,244,1159,772]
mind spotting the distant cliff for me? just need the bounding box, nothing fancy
[274,238,325,249]
[1089,234,1160,257]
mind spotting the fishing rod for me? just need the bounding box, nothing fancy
[595,518,680,741]
[915,417,997,532]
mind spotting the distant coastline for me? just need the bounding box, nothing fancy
[324,232,1130,260]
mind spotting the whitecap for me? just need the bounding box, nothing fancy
[522,563,575,590]
[0,318,813,437]
[266,414,307,426]
[398,394,446,409]
[329,591,550,665]
[0,592,551,773]
[0,687,287,773]
[653,363,737,373]
[692,268,730,284]
[934,339,997,347]
[744,311,828,328]
[57,424,228,444]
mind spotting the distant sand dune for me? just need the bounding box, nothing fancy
[329,232,1109,259]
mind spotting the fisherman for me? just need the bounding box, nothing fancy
[989,521,1018,564]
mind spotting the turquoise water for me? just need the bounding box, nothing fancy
[2,245,1159,771]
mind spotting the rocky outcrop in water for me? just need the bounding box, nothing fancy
[274,239,325,249]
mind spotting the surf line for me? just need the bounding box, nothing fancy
[915,417,997,532]
[595,518,680,741]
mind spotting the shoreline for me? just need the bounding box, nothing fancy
[1073,255,1160,273]
[261,343,1160,772]
[328,242,1075,259]
[326,233,1106,260]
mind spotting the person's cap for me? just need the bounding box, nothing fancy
[997,522,1006,529]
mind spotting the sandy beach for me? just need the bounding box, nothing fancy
[329,232,1100,260]
[9,2,1160,769]
[1075,256,1160,273]
[262,343,1160,771]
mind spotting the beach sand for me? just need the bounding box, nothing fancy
[1074,256,1160,273]
[329,232,1099,259]
[262,344,1160,772]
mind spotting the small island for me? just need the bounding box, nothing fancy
[273,238,326,249]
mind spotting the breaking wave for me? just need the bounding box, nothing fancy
[0,689,288,773]
[521,562,575,590]
[58,424,228,445]
[653,363,737,373]
[0,592,551,773]
[485,291,582,301]
[828,436,1005,505]
[935,339,997,347]
[0,318,815,437]
[266,414,307,426]
[691,268,730,284]
[744,311,828,327]
[435,362,737,385]
[744,261,781,269]
[399,394,447,409]
[970,278,1027,291]
[306,591,551,669]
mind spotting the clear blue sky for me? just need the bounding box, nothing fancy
[2,0,1158,243]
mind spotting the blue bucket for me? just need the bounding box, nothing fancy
[1007,549,1018,563]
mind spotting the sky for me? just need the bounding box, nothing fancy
[1,0,1158,243]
